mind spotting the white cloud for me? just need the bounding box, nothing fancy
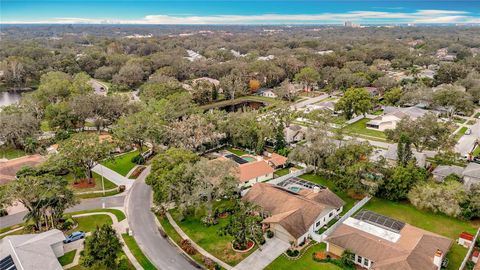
[2,9,479,24]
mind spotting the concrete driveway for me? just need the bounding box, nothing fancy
[233,237,290,270]
[455,119,479,156]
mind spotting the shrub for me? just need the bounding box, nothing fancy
[286,249,299,257]
[131,155,145,165]
[118,185,126,192]
[0,208,8,217]
[201,214,218,226]
[203,256,220,270]
[266,230,274,238]
[62,218,76,230]
[180,239,197,255]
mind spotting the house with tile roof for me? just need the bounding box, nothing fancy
[325,211,452,270]
[243,182,345,245]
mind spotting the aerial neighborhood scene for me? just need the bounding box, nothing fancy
[1,1,480,270]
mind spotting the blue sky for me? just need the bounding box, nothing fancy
[1,0,480,24]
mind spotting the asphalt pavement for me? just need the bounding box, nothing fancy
[126,166,199,270]
[0,194,125,229]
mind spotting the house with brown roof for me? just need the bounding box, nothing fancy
[325,210,453,270]
[265,153,288,168]
[219,155,274,187]
[243,183,345,245]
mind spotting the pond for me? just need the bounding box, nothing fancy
[0,91,23,107]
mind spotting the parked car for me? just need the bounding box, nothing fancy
[63,231,85,243]
[465,128,472,135]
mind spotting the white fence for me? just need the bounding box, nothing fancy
[311,196,371,242]
[459,227,480,270]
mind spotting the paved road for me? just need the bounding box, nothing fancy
[455,118,479,156]
[0,195,125,229]
[290,93,328,110]
[90,79,108,96]
[126,166,198,270]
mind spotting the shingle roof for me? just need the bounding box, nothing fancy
[243,183,344,238]
[463,163,480,179]
[432,165,464,178]
[326,218,452,270]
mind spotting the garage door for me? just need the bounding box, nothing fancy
[274,228,292,243]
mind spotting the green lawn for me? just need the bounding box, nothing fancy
[265,243,342,270]
[58,250,76,266]
[453,117,467,124]
[455,127,468,141]
[68,249,135,270]
[473,146,480,156]
[274,167,290,177]
[70,214,113,233]
[0,147,26,159]
[299,174,357,213]
[102,150,140,176]
[40,120,51,132]
[69,209,126,222]
[344,118,387,139]
[363,198,478,270]
[122,234,157,270]
[170,205,257,266]
[75,188,122,199]
[226,147,248,156]
[65,172,117,192]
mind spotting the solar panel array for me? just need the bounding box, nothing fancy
[225,154,249,164]
[0,255,16,270]
[354,210,405,233]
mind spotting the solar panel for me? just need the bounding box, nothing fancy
[225,154,248,164]
[0,255,17,270]
[354,210,405,233]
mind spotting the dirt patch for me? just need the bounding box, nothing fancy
[72,178,96,189]
[0,154,45,184]
[347,190,366,200]
[313,251,328,260]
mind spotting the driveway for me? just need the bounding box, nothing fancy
[92,164,135,188]
[455,119,479,156]
[126,166,198,270]
[0,195,125,229]
[233,237,290,270]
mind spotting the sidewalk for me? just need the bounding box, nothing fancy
[166,212,233,270]
[92,164,135,189]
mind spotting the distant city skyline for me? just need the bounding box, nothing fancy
[1,0,480,25]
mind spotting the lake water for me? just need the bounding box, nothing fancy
[0,91,22,107]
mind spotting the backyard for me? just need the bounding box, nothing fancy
[226,147,248,156]
[265,243,342,270]
[170,203,258,266]
[344,118,387,140]
[102,150,140,176]
[363,198,478,270]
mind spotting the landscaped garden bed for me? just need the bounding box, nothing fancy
[266,243,343,270]
[129,165,146,179]
[169,202,258,266]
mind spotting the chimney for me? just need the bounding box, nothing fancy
[433,249,443,268]
[313,186,320,193]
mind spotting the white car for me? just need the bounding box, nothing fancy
[465,128,472,135]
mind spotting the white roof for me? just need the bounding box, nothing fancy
[344,217,401,243]
[0,229,65,270]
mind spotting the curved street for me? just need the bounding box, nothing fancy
[126,166,198,270]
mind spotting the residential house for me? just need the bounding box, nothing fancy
[432,165,464,182]
[305,101,336,113]
[0,229,66,270]
[463,162,480,189]
[366,106,432,131]
[265,153,288,169]
[379,144,427,168]
[257,88,278,98]
[284,124,305,144]
[325,210,452,270]
[243,182,344,245]
[220,154,275,187]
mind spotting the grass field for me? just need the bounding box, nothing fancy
[473,146,480,156]
[75,188,122,199]
[344,118,387,139]
[299,173,357,213]
[122,234,157,270]
[170,206,257,266]
[0,147,26,159]
[265,243,342,270]
[226,147,248,156]
[274,167,290,177]
[363,198,478,270]
[58,250,76,266]
[455,127,468,141]
[102,150,140,176]
[70,214,113,233]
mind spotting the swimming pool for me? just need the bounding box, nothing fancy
[241,156,256,162]
[288,186,301,193]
